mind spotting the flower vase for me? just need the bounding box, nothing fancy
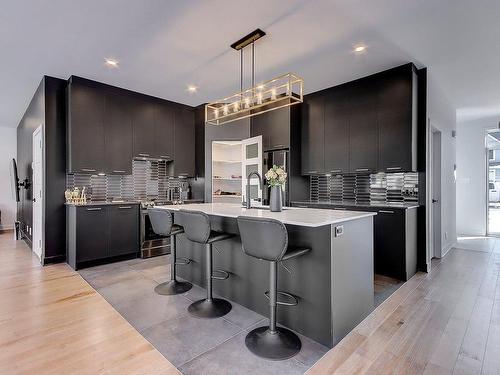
[270,186,283,212]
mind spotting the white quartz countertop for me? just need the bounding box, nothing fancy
[154,203,376,227]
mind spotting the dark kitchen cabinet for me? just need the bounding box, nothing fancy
[348,79,378,173]
[67,77,105,173]
[156,103,175,161]
[132,97,158,159]
[324,87,350,174]
[104,89,133,174]
[107,205,139,257]
[67,204,140,269]
[377,65,418,172]
[73,206,107,263]
[301,92,325,174]
[251,108,290,151]
[173,107,195,177]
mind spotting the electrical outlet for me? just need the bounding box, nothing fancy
[445,232,448,240]
[335,225,344,237]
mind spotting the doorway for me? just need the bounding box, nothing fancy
[430,128,442,258]
[486,131,500,236]
[32,125,44,262]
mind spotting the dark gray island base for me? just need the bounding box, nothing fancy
[160,203,375,348]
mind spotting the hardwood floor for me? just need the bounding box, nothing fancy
[308,239,500,374]
[2,231,499,375]
[0,231,179,375]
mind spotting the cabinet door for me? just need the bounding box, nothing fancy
[68,79,105,173]
[348,80,378,173]
[76,207,107,262]
[132,97,157,159]
[301,93,325,174]
[173,107,195,177]
[104,89,133,174]
[324,87,349,174]
[378,68,414,172]
[374,209,406,280]
[251,109,290,151]
[107,205,139,257]
[155,103,175,161]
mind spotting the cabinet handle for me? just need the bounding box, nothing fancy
[86,207,102,211]
[386,167,402,171]
[113,170,126,173]
[307,170,318,174]
[356,168,370,172]
[119,206,132,209]
[379,210,394,214]
[330,170,342,174]
[271,144,284,149]
[138,153,150,157]
[295,205,308,208]
[333,207,345,210]
[81,168,96,172]
[178,173,189,177]
[160,155,171,159]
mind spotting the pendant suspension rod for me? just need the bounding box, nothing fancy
[240,49,243,99]
[252,41,255,88]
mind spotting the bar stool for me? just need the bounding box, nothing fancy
[148,208,192,295]
[179,209,234,318]
[237,216,310,360]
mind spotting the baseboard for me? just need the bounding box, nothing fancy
[43,254,66,265]
[441,241,456,258]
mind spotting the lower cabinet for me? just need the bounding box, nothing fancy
[67,204,140,269]
[291,202,418,281]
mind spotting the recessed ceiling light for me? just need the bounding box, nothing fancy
[187,85,198,93]
[353,45,367,53]
[105,58,119,68]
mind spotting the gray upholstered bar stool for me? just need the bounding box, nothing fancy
[148,208,192,295]
[237,216,310,360]
[179,209,234,318]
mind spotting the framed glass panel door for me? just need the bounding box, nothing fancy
[241,135,263,205]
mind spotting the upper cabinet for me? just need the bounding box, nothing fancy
[103,88,133,174]
[301,92,325,174]
[324,87,349,174]
[348,78,378,173]
[173,107,195,177]
[67,77,105,173]
[250,108,291,151]
[377,64,417,172]
[301,63,419,175]
[67,76,196,176]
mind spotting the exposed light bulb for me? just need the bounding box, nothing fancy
[257,84,265,91]
[233,101,239,112]
[223,105,229,115]
[244,97,251,109]
[271,87,277,100]
[256,93,263,105]
[214,108,219,119]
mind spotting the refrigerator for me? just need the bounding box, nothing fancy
[262,149,289,206]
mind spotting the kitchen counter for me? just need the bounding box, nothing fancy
[158,202,375,347]
[292,200,419,210]
[65,201,141,206]
[156,202,375,227]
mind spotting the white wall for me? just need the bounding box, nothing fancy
[0,126,17,230]
[456,115,500,236]
[427,74,457,256]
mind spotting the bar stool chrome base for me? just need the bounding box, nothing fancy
[245,326,301,360]
[154,280,192,295]
[188,298,232,318]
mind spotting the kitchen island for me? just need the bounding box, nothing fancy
[156,203,376,347]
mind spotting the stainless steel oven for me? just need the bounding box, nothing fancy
[140,202,170,258]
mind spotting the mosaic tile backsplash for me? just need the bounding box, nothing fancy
[310,172,419,204]
[66,160,185,202]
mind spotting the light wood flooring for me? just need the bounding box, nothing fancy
[0,231,179,375]
[308,237,500,374]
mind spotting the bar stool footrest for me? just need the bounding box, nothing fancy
[175,257,191,266]
[211,269,230,280]
[265,290,299,306]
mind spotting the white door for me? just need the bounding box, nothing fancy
[32,125,44,262]
[241,135,263,205]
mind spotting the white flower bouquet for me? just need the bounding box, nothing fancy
[265,165,287,187]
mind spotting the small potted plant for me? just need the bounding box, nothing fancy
[265,165,287,212]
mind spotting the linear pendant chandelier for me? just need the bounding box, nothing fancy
[205,29,303,126]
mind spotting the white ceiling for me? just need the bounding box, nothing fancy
[1,0,499,128]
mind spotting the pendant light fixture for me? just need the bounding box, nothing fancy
[205,29,303,125]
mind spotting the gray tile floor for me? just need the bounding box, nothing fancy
[79,255,330,374]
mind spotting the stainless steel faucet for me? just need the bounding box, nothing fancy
[245,171,263,209]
